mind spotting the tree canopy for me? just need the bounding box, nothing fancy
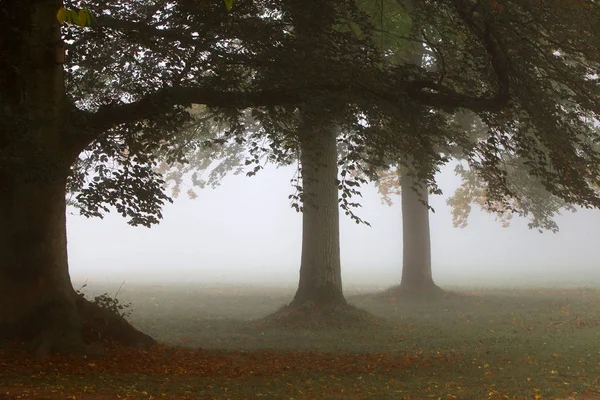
[50,0,600,225]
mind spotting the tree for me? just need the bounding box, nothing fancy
[364,3,447,298]
[158,3,385,319]
[2,0,599,355]
[375,166,444,297]
[375,0,600,298]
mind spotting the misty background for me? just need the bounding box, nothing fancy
[67,162,600,288]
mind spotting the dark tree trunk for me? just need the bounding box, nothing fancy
[0,177,84,355]
[397,171,442,297]
[0,174,155,357]
[289,109,347,308]
[0,0,155,356]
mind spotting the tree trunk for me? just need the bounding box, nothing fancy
[0,177,84,355]
[289,109,347,308]
[398,171,442,296]
[0,175,156,357]
[0,0,155,356]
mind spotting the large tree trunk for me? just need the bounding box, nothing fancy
[397,171,442,297]
[0,177,85,355]
[289,109,347,309]
[0,0,155,357]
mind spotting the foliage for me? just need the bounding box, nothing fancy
[374,167,402,206]
[67,136,175,227]
[447,162,578,233]
[56,1,236,28]
[56,7,95,27]
[76,281,132,319]
[375,109,583,232]
[11,0,598,226]
[156,106,258,198]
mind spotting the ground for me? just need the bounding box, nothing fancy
[2,283,600,399]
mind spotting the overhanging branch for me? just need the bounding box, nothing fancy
[78,72,510,150]
[406,0,510,111]
[82,85,327,135]
[94,15,209,46]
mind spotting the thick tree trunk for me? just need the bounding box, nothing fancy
[397,171,442,297]
[0,176,156,357]
[0,178,84,355]
[0,1,155,356]
[289,109,347,308]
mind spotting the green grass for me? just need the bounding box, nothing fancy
[120,284,600,398]
[5,283,600,399]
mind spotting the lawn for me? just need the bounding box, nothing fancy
[2,283,600,399]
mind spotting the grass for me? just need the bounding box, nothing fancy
[2,283,600,399]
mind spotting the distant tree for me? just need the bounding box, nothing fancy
[374,0,600,298]
[378,111,597,300]
[367,5,449,298]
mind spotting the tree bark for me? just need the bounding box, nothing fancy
[0,1,78,356]
[289,108,347,308]
[397,171,442,296]
[0,0,155,356]
[0,177,84,354]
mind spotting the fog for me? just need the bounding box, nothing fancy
[67,163,600,288]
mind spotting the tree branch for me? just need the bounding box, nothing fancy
[82,85,323,134]
[94,15,208,46]
[75,68,511,151]
[405,0,510,112]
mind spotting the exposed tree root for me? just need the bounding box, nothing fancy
[0,293,156,359]
[254,301,387,330]
[378,283,453,302]
[76,294,156,350]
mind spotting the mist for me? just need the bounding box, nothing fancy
[65,162,600,289]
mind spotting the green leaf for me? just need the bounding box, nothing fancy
[57,7,94,27]
[224,0,234,11]
[69,9,80,25]
[85,8,96,26]
[78,9,88,27]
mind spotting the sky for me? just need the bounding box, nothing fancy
[67,162,600,288]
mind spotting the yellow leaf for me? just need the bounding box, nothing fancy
[56,7,68,24]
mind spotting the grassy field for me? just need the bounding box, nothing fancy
[2,283,600,399]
